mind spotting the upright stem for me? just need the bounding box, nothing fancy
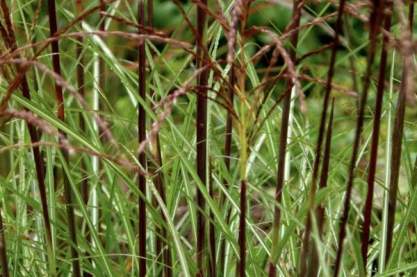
[237,179,247,277]
[361,1,392,269]
[268,1,304,275]
[46,0,81,275]
[138,1,147,276]
[0,0,54,270]
[196,1,208,276]
[333,1,384,276]
[308,99,335,276]
[219,0,240,272]
[219,69,234,275]
[75,1,93,276]
[297,0,346,274]
[146,2,171,274]
[385,2,414,265]
[378,50,396,273]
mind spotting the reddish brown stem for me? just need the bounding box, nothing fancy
[318,99,336,226]
[308,98,335,276]
[333,1,384,276]
[75,1,94,276]
[219,0,239,273]
[196,1,208,276]
[361,2,392,268]
[0,0,53,265]
[297,0,347,273]
[46,0,81,275]
[146,0,171,275]
[237,179,247,277]
[268,1,304,275]
[385,2,414,265]
[138,0,147,276]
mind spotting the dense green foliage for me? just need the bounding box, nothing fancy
[1,0,417,276]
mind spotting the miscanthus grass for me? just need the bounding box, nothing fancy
[1,0,417,276]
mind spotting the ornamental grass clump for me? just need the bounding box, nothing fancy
[0,1,416,276]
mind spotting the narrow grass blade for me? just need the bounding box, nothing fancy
[208,158,216,277]
[0,208,9,277]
